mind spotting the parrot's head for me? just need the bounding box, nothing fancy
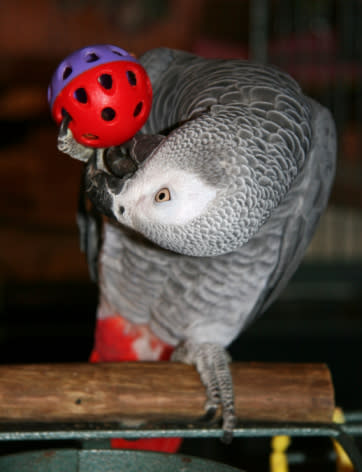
[85,112,291,257]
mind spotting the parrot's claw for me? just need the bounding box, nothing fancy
[76,200,102,283]
[171,341,236,442]
[57,115,93,162]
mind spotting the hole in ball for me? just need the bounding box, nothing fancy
[62,66,73,80]
[98,74,113,89]
[112,49,126,57]
[85,52,99,62]
[126,70,137,86]
[74,88,88,103]
[133,102,143,117]
[101,107,116,121]
[82,133,99,141]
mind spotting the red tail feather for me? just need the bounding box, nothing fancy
[90,315,181,452]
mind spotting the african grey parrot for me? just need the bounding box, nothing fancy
[57,47,336,440]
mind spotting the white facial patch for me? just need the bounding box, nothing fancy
[113,163,217,228]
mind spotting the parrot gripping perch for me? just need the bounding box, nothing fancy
[53,47,336,450]
[172,341,236,442]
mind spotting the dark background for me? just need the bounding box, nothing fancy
[0,1,361,470]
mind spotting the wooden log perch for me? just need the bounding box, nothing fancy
[0,362,335,425]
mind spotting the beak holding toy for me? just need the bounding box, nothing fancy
[47,44,153,148]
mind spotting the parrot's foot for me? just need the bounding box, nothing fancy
[171,341,236,443]
[57,115,93,162]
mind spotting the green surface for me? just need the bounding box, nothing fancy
[0,449,242,472]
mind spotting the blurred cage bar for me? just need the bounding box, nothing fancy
[263,0,362,262]
[196,0,362,263]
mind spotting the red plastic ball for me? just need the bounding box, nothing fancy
[52,61,152,148]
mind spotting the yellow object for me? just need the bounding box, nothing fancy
[270,435,291,472]
[333,408,354,472]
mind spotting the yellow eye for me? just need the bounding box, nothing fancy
[155,187,171,203]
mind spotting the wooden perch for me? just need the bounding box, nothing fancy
[0,362,335,425]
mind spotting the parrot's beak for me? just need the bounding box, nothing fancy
[104,134,165,180]
[84,133,165,219]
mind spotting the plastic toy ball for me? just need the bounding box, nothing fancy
[48,45,153,148]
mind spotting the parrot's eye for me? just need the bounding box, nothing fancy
[155,188,171,203]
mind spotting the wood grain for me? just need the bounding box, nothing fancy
[0,362,334,425]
